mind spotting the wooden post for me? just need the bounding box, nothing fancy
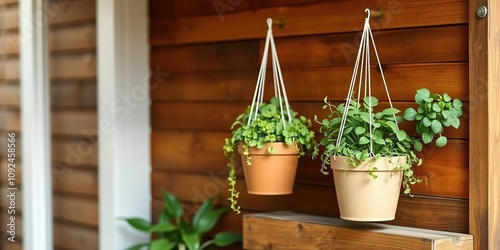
[469,0,500,249]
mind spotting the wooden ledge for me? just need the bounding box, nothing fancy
[243,211,473,250]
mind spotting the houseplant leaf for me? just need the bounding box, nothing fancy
[163,191,183,221]
[182,233,201,250]
[124,218,151,232]
[126,243,149,250]
[193,206,229,234]
[435,136,448,147]
[150,238,177,250]
[213,232,243,247]
[149,222,178,233]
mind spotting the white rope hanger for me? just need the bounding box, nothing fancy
[335,9,398,158]
[248,18,292,130]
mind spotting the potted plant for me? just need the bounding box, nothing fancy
[223,97,316,213]
[313,88,463,221]
[123,192,242,250]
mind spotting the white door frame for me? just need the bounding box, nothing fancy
[97,0,151,249]
[20,0,53,249]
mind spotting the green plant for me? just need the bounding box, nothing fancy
[313,88,463,194]
[223,97,316,213]
[123,192,242,250]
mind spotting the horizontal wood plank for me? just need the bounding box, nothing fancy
[272,25,467,69]
[51,82,97,107]
[151,171,468,233]
[0,0,95,30]
[150,0,325,20]
[0,83,19,106]
[151,101,469,139]
[243,211,472,249]
[150,0,468,45]
[151,130,468,198]
[0,109,97,135]
[0,0,17,5]
[0,24,96,55]
[151,26,467,73]
[0,82,97,107]
[151,63,469,102]
[0,190,98,227]
[0,134,98,166]
[0,54,97,81]
[0,213,99,249]
[0,158,98,196]
[151,40,260,72]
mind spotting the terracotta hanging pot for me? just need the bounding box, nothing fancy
[331,155,406,222]
[238,142,299,195]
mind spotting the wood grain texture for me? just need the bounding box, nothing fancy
[151,130,468,199]
[0,157,98,197]
[469,0,500,249]
[270,25,467,68]
[151,63,469,102]
[150,40,260,73]
[0,0,95,30]
[151,26,467,73]
[151,101,469,139]
[487,1,500,248]
[0,54,97,81]
[150,0,468,45]
[243,212,472,249]
[149,0,325,20]
[468,0,490,249]
[0,109,97,135]
[0,214,98,250]
[151,171,468,233]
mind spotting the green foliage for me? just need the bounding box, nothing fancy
[313,88,463,194]
[403,89,463,147]
[223,97,316,213]
[123,192,242,250]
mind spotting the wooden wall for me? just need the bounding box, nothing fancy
[150,0,469,243]
[0,0,98,249]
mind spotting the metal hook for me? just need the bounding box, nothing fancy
[365,8,382,22]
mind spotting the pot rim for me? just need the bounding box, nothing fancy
[330,155,407,172]
[238,142,300,155]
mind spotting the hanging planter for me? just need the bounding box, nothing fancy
[238,142,299,195]
[223,19,316,214]
[313,9,464,221]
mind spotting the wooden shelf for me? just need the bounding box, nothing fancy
[243,211,473,249]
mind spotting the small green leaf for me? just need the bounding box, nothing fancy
[268,146,275,154]
[422,131,434,144]
[359,137,370,145]
[124,218,151,232]
[403,108,417,121]
[182,233,201,250]
[149,222,178,233]
[432,103,441,112]
[442,110,451,119]
[430,120,443,134]
[436,136,448,147]
[163,192,183,220]
[443,93,451,102]
[422,117,432,127]
[414,141,423,152]
[415,88,430,104]
[415,114,424,121]
[374,138,386,145]
[453,99,463,108]
[126,243,149,250]
[354,127,366,135]
[213,232,243,247]
[451,117,460,129]
[383,108,400,115]
[150,238,177,250]
[396,130,407,141]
